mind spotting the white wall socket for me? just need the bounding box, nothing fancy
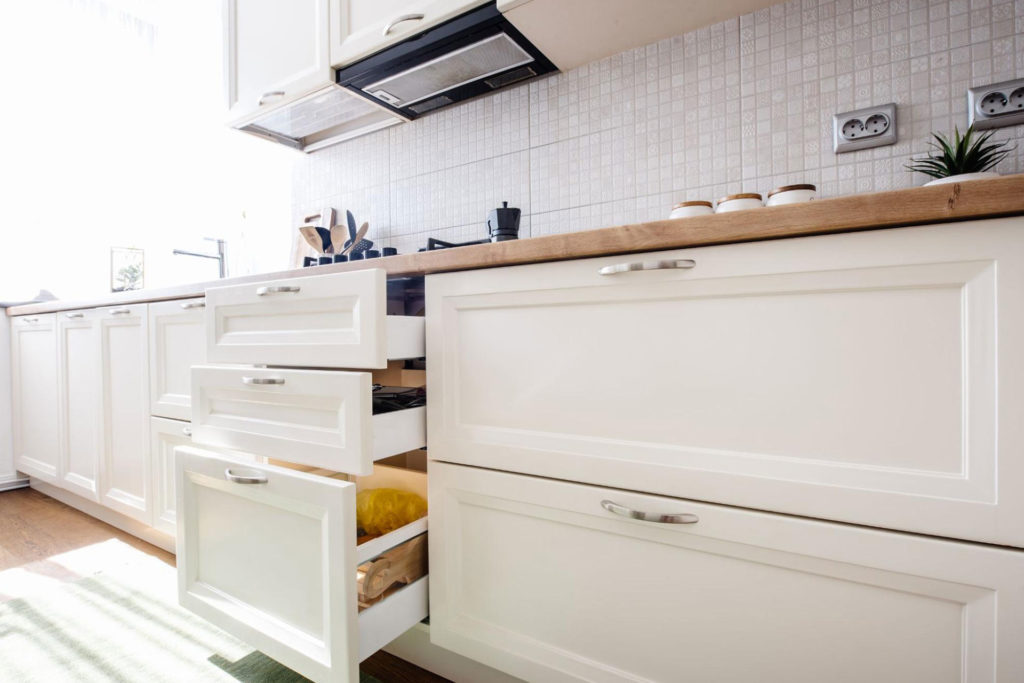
[833,103,897,153]
[968,78,1024,130]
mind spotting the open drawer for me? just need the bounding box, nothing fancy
[190,365,425,476]
[175,446,429,683]
[204,268,424,369]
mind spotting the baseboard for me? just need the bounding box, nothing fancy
[30,479,176,555]
[383,623,522,683]
[0,474,30,492]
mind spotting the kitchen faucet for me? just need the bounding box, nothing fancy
[173,237,227,278]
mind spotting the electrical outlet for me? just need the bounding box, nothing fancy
[968,78,1024,129]
[833,103,897,153]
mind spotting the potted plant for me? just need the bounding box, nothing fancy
[906,125,1013,185]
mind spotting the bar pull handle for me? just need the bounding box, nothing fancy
[110,308,132,315]
[242,377,285,386]
[257,90,285,106]
[600,499,699,525]
[66,312,85,319]
[598,259,696,276]
[182,426,192,437]
[256,285,300,296]
[180,300,206,309]
[383,13,424,36]
[225,468,268,485]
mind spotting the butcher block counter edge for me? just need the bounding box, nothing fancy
[9,174,1024,316]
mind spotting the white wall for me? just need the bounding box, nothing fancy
[292,0,1024,252]
[0,0,295,302]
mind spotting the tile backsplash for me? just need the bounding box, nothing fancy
[292,0,1024,251]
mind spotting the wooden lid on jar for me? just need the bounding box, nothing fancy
[717,193,763,204]
[766,184,816,198]
[672,200,714,209]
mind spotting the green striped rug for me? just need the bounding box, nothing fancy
[0,540,379,683]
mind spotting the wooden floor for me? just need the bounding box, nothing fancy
[0,487,449,683]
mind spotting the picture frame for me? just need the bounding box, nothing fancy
[110,247,144,292]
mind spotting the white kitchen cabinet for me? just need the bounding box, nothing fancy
[224,0,332,122]
[98,304,151,524]
[149,416,193,536]
[57,309,101,500]
[205,269,424,369]
[149,298,206,421]
[176,446,429,683]
[428,461,1024,683]
[426,218,1024,547]
[329,0,487,68]
[11,314,60,483]
[190,365,425,476]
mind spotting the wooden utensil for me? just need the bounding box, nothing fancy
[340,222,370,256]
[330,224,347,254]
[298,226,323,253]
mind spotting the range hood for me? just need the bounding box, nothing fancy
[335,2,556,119]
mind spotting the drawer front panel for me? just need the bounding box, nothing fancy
[205,269,389,368]
[429,462,1024,683]
[191,365,425,475]
[176,447,359,682]
[426,219,1024,545]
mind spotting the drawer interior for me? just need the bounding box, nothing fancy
[270,451,429,611]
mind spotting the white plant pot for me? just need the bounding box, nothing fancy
[925,172,1001,185]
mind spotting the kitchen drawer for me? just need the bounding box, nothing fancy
[429,462,1024,683]
[190,365,425,476]
[205,269,424,369]
[426,218,1024,547]
[176,446,428,683]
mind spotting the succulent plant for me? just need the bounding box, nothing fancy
[905,125,1012,179]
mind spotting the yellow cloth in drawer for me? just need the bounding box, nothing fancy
[356,488,427,536]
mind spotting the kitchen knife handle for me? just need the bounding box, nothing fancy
[383,13,424,36]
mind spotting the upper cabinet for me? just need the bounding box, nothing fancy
[329,0,488,68]
[498,0,779,70]
[224,0,332,122]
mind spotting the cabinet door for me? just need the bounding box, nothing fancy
[98,305,151,523]
[426,218,1024,547]
[330,0,485,67]
[149,298,206,421]
[429,461,1024,683]
[150,416,193,536]
[225,0,332,122]
[11,314,59,483]
[57,309,101,500]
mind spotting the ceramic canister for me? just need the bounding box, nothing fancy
[765,184,817,206]
[716,193,763,213]
[669,200,715,219]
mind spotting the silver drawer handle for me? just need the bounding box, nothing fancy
[256,285,301,296]
[182,426,192,437]
[180,300,205,309]
[257,90,285,106]
[110,308,132,315]
[225,468,268,485]
[242,376,285,385]
[66,312,85,319]
[601,499,699,525]
[383,13,424,35]
[598,259,696,276]
[22,317,39,323]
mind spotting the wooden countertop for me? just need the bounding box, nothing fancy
[9,174,1024,316]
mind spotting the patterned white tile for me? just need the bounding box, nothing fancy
[291,0,1024,243]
